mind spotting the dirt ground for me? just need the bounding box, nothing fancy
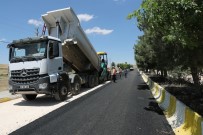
[147,74,203,116]
[0,64,8,91]
[0,78,8,92]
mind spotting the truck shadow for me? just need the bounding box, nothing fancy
[14,95,65,106]
[13,86,102,106]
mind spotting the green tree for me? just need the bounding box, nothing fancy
[117,62,133,69]
[129,0,203,86]
[111,62,116,67]
[134,36,156,72]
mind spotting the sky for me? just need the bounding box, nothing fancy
[0,0,143,65]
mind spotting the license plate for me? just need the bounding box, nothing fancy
[20,85,29,89]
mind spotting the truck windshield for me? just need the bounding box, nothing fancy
[10,41,47,63]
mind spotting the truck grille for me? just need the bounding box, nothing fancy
[11,68,40,84]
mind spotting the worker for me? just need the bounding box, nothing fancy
[101,59,106,69]
[100,59,107,79]
[111,66,117,83]
[124,68,127,78]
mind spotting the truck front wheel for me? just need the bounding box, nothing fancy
[72,79,81,95]
[22,94,37,101]
[94,76,99,86]
[54,84,69,101]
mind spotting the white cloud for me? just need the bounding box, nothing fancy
[0,38,10,43]
[28,19,43,27]
[85,27,113,35]
[0,38,6,42]
[77,14,94,22]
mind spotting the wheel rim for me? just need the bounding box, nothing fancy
[61,86,68,95]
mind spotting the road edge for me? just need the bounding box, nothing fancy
[139,71,203,135]
[0,95,22,103]
[0,81,111,104]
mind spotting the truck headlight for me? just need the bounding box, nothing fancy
[39,83,48,89]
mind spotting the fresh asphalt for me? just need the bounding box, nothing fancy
[10,69,174,135]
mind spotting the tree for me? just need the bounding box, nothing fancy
[117,62,133,69]
[134,36,156,72]
[129,0,203,87]
[111,62,116,67]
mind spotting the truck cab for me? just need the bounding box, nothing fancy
[8,36,70,101]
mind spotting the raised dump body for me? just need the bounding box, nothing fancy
[42,8,100,72]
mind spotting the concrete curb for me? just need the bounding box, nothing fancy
[0,96,22,103]
[140,71,203,135]
[0,93,22,103]
[0,97,12,103]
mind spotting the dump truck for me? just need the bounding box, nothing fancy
[7,7,109,101]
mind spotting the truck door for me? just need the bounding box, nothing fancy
[48,41,63,74]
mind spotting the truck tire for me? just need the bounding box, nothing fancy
[94,76,99,86]
[54,83,68,101]
[22,94,37,101]
[72,79,81,95]
[88,75,94,88]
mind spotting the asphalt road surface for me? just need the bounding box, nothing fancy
[11,69,174,135]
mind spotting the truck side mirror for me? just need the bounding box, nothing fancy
[9,48,12,61]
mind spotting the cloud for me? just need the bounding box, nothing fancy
[0,38,10,43]
[85,27,113,35]
[77,14,94,22]
[28,19,43,27]
[0,38,6,42]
